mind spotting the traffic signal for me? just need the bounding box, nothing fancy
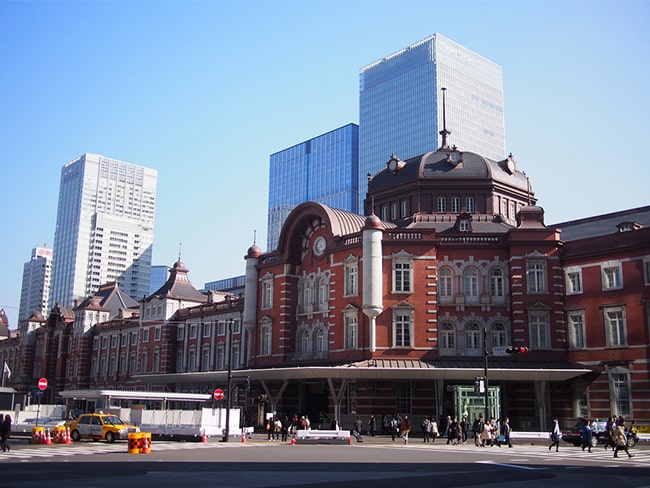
[506,346,529,354]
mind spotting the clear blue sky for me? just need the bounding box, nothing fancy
[1,0,649,328]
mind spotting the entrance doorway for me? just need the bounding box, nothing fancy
[301,383,328,426]
[451,385,501,422]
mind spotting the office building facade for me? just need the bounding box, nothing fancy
[267,124,359,251]
[50,153,157,309]
[359,33,505,211]
[149,265,170,295]
[18,245,53,321]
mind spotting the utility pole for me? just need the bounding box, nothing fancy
[223,318,234,442]
[483,327,489,421]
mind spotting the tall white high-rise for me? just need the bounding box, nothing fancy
[49,153,157,309]
[18,245,53,321]
[359,33,505,211]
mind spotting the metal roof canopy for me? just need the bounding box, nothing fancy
[59,389,211,402]
[134,361,593,385]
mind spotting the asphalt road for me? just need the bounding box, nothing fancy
[0,435,648,488]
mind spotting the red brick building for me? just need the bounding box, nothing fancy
[1,146,648,433]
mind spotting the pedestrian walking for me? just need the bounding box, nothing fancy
[549,418,561,452]
[430,417,439,443]
[603,416,617,450]
[390,414,401,442]
[581,419,593,452]
[501,416,513,448]
[613,418,634,459]
[0,414,11,452]
[401,415,412,444]
[353,416,364,442]
[472,414,484,446]
[368,415,377,436]
[460,416,468,444]
[421,416,431,442]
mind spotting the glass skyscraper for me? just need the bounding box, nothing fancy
[50,153,157,309]
[267,123,359,251]
[18,245,53,321]
[359,33,505,211]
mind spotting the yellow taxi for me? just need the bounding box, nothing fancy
[69,413,140,443]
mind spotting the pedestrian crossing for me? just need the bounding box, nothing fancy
[366,441,649,467]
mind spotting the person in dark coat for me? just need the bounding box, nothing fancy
[353,416,364,442]
[581,419,593,452]
[0,414,12,452]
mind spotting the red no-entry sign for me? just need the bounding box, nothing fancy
[213,388,224,401]
[38,377,48,390]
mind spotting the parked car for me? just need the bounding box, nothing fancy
[69,413,139,443]
[21,417,67,427]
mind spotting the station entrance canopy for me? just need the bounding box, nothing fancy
[133,359,595,385]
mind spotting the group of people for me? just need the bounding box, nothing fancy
[380,413,413,444]
[550,416,634,458]
[0,413,12,452]
[265,414,310,442]
[469,414,512,448]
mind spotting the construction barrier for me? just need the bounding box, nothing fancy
[31,426,44,444]
[140,432,151,454]
[127,432,142,454]
[127,432,151,454]
[53,426,66,443]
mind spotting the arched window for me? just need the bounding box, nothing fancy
[439,267,453,298]
[440,323,455,350]
[491,323,507,348]
[300,329,311,354]
[317,277,328,311]
[304,282,311,307]
[466,323,481,351]
[464,267,479,300]
[490,268,504,299]
[315,328,327,357]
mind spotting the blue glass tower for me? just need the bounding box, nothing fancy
[267,124,359,251]
[359,33,505,212]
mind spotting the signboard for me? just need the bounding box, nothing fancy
[38,377,48,391]
[492,346,508,356]
[213,388,224,401]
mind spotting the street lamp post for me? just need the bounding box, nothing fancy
[483,327,489,421]
[223,318,234,442]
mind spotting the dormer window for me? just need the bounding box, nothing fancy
[455,213,473,233]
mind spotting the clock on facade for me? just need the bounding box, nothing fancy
[313,236,326,256]
[447,150,462,166]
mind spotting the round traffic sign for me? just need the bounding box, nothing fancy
[38,377,48,390]
[213,388,224,401]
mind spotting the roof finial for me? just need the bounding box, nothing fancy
[253,229,257,246]
[439,87,451,150]
[178,242,182,261]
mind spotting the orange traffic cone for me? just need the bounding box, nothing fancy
[241,429,247,443]
[65,427,73,444]
[348,436,352,445]
[290,434,296,445]
[201,430,208,443]
[44,429,53,445]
